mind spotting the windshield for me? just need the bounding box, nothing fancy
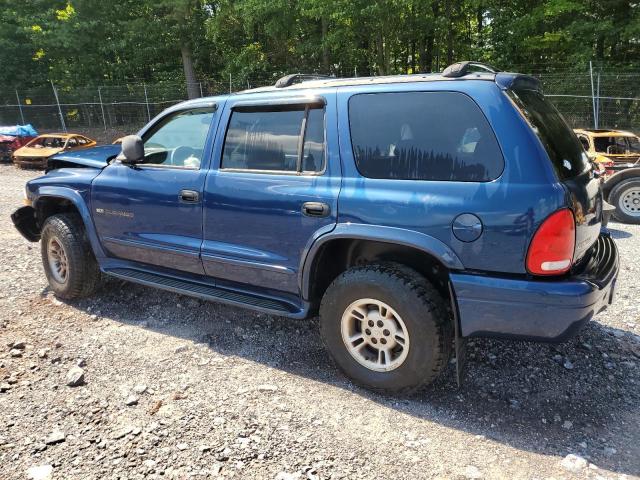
[508,89,590,179]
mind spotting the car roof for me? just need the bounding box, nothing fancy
[238,71,500,94]
[38,133,75,139]
[160,69,539,119]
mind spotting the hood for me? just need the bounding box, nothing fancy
[14,146,63,158]
[47,144,121,170]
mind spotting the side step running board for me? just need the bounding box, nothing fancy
[104,267,300,316]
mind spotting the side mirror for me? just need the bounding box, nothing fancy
[118,135,144,164]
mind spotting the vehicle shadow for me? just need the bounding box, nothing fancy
[62,278,640,477]
[607,227,634,239]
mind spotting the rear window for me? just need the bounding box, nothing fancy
[348,91,504,182]
[509,89,589,179]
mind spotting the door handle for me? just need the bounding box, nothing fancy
[179,189,200,203]
[302,202,330,217]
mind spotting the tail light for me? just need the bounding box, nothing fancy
[526,208,575,275]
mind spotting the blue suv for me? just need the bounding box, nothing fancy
[12,62,619,393]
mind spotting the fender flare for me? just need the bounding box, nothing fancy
[33,186,106,258]
[298,223,465,300]
[603,167,640,199]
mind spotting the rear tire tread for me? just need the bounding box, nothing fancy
[319,262,451,394]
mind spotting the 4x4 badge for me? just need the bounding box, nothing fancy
[95,207,133,218]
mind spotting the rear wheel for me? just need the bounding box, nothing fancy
[41,213,101,299]
[319,263,451,394]
[610,178,640,224]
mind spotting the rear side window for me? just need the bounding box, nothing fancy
[222,106,325,173]
[348,91,504,181]
[508,89,589,179]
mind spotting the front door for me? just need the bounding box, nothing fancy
[91,105,216,275]
[201,92,340,295]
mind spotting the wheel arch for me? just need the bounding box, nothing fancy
[300,224,464,311]
[33,188,105,258]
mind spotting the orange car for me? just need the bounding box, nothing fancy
[13,133,97,169]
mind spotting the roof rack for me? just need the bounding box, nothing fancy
[442,61,499,78]
[274,73,333,88]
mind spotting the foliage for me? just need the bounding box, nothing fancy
[0,0,638,89]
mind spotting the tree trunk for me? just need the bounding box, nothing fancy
[321,17,330,73]
[476,5,483,49]
[376,32,386,75]
[445,0,454,65]
[181,43,200,99]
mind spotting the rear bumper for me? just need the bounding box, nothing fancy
[451,233,618,342]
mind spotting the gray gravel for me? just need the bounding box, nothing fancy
[0,163,638,479]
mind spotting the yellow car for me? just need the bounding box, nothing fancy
[574,128,640,174]
[13,133,97,169]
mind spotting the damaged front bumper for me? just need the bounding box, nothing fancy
[11,206,40,241]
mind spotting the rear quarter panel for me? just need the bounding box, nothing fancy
[336,80,565,274]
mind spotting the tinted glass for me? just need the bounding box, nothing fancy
[348,92,503,181]
[222,107,324,173]
[509,89,589,179]
[143,107,215,168]
[302,108,325,172]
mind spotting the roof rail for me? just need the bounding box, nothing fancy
[274,73,333,88]
[442,61,499,78]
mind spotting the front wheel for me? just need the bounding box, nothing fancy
[41,213,101,299]
[319,263,451,394]
[610,178,640,224]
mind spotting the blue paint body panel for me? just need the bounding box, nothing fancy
[48,144,121,169]
[16,73,620,343]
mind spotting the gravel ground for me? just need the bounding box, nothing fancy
[0,163,638,480]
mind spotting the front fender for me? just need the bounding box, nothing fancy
[603,167,640,198]
[33,186,105,258]
[299,223,465,300]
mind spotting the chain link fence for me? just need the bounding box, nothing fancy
[1,67,638,143]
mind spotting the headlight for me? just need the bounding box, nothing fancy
[23,185,32,206]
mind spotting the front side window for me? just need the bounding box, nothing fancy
[142,107,215,168]
[29,137,65,149]
[221,106,325,173]
[348,91,504,182]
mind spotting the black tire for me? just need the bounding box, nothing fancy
[610,178,640,224]
[40,213,101,299]
[319,263,451,394]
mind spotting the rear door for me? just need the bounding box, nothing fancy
[508,88,602,262]
[201,91,340,295]
[91,105,217,275]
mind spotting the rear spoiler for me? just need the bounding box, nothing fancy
[495,73,542,92]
